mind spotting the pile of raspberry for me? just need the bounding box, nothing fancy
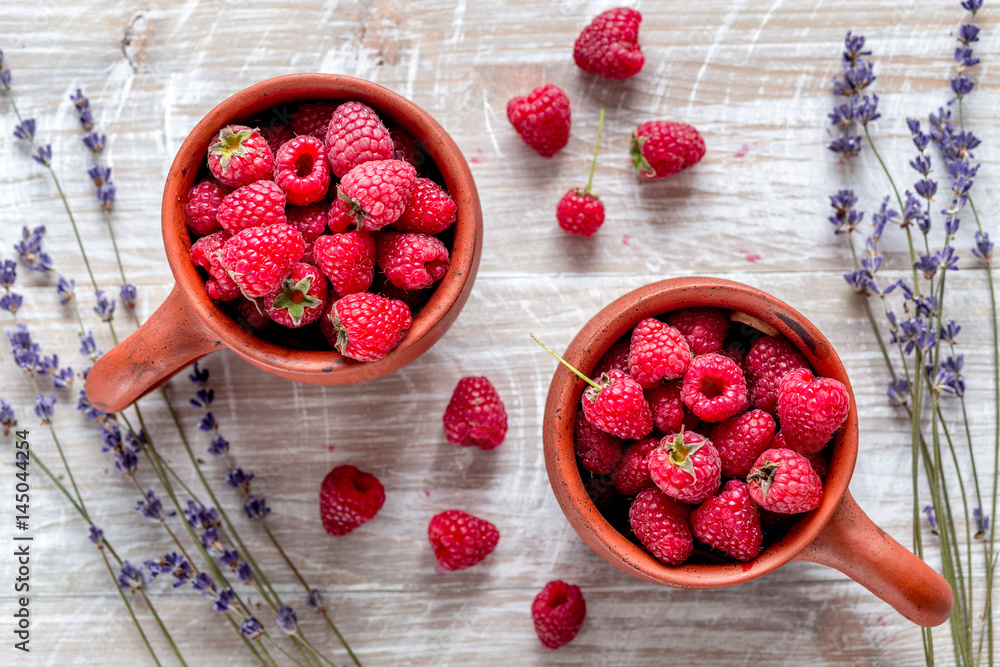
[573,307,850,566]
[185,100,458,362]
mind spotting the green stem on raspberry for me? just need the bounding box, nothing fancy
[530,334,601,390]
[584,108,605,194]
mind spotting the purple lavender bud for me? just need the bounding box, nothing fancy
[236,561,253,584]
[243,496,271,521]
[213,589,236,612]
[909,155,932,176]
[842,31,871,62]
[13,118,35,141]
[225,467,254,494]
[119,283,137,307]
[191,573,215,593]
[961,0,982,14]
[951,75,975,101]
[828,102,854,128]
[79,330,100,359]
[853,94,881,125]
[827,134,862,158]
[276,606,298,634]
[117,561,145,592]
[87,164,111,187]
[0,259,16,288]
[53,366,74,390]
[188,362,209,385]
[93,290,115,322]
[923,504,938,533]
[32,144,52,166]
[887,379,910,406]
[69,88,89,110]
[33,393,56,423]
[15,226,53,272]
[973,507,989,538]
[77,107,94,131]
[82,131,105,153]
[914,179,937,201]
[56,276,75,304]
[77,389,109,423]
[239,616,263,640]
[184,501,221,532]
[114,448,138,477]
[940,320,961,343]
[198,411,216,432]
[98,182,116,211]
[1,399,17,435]
[305,589,325,612]
[915,254,939,279]
[207,434,229,457]
[135,489,170,522]
[955,46,980,68]
[972,231,993,261]
[88,525,103,546]
[0,292,22,315]
[958,22,980,44]
[218,549,239,569]
[190,388,214,409]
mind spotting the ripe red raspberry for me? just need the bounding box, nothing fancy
[582,368,653,440]
[531,580,586,649]
[190,231,240,301]
[324,292,411,361]
[628,317,692,388]
[630,121,705,180]
[273,135,331,206]
[691,480,763,562]
[776,368,850,454]
[629,486,693,566]
[747,448,824,514]
[391,177,457,235]
[374,273,433,315]
[207,125,274,188]
[442,376,508,450]
[185,179,231,235]
[236,297,270,331]
[648,431,722,503]
[290,101,336,142]
[593,339,630,376]
[313,230,376,297]
[718,342,747,374]
[377,231,450,291]
[262,262,328,328]
[217,180,288,235]
[801,447,829,479]
[319,464,385,536]
[338,159,417,231]
[252,116,295,156]
[710,408,777,478]
[327,198,355,234]
[506,85,571,158]
[681,353,748,422]
[286,203,329,263]
[427,510,500,571]
[574,410,623,474]
[556,189,605,237]
[666,307,730,355]
[325,101,394,178]
[389,126,425,169]
[219,222,305,298]
[574,7,644,80]
[745,335,809,414]
[612,436,658,495]
[646,381,697,435]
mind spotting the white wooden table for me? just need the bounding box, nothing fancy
[1,1,997,665]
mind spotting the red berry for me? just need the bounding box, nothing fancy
[219,223,305,298]
[373,273,434,314]
[190,231,240,301]
[556,189,605,237]
[290,102,336,142]
[612,436,658,495]
[574,8,644,80]
[324,292,411,362]
[666,307,730,355]
[252,116,296,156]
[392,177,457,235]
[442,376,508,450]
[338,159,417,231]
[711,408,777,478]
[207,125,274,188]
[574,410,623,474]
[327,198,355,234]
[427,509,500,571]
[506,84,571,158]
[313,230,376,297]
[646,381,695,435]
[745,335,809,414]
[747,448,824,514]
[593,339,631,377]
[628,317,692,388]
[582,369,653,440]
[648,430,722,503]
[325,101,394,178]
[319,464,385,536]
[629,486,693,566]
[185,179,232,235]
[531,580,586,649]
[389,126,426,170]
[236,297,270,331]
[273,135,331,206]
[217,180,288,235]
[286,203,330,263]
[630,121,705,180]
[776,368,850,454]
[263,262,328,328]
[681,353,747,422]
[377,231,450,291]
[691,480,763,562]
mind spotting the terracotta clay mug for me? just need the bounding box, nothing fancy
[541,277,953,627]
[85,74,482,414]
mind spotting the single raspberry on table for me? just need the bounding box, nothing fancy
[629,486,693,566]
[391,177,457,235]
[325,101,394,177]
[207,125,274,188]
[777,368,850,454]
[744,335,809,414]
[506,84,571,158]
[646,380,696,435]
[747,448,824,514]
[442,376,508,450]
[338,158,418,231]
[691,479,763,562]
[666,307,730,355]
[184,179,231,235]
[593,339,631,376]
[574,410,623,474]
[377,231,450,291]
[630,121,705,181]
[273,135,331,206]
[219,223,305,299]
[427,509,500,571]
[574,7,644,80]
[628,317,692,388]
[313,230,376,297]
[263,262,328,328]
[557,108,606,238]
[648,430,722,504]
[323,292,411,362]
[319,464,385,536]
[389,126,426,170]
[711,408,777,478]
[612,436,658,495]
[531,580,586,649]
[190,231,240,301]
[681,353,747,423]
[216,179,288,235]
[290,101,337,142]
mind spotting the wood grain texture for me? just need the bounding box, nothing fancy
[0,0,997,665]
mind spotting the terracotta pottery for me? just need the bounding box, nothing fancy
[541,276,953,628]
[85,74,482,414]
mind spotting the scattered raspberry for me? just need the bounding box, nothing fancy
[219,223,305,298]
[556,189,605,237]
[389,126,425,170]
[612,436,658,495]
[236,297,269,331]
[190,231,240,301]
[628,317,692,388]
[442,376,508,450]
[691,480,763,562]
[680,353,747,422]
[185,179,231,235]
[313,230,376,297]
[582,368,653,440]
[506,84,571,158]
[327,198,355,234]
[273,135,331,206]
[629,486,693,566]
[338,159,417,231]
[777,368,850,454]
[392,177,457,235]
[666,307,730,355]
[630,121,705,181]
[648,431,722,503]
[427,509,500,571]
[377,232,450,291]
[573,7,644,80]
[290,102,337,142]
[744,335,809,414]
[319,464,385,536]
[531,580,586,649]
[216,179,288,235]
[324,292,412,362]
[263,262,328,328]
[593,339,631,376]
[207,125,274,188]
[574,410,623,474]
[710,408,776,478]
[747,448,824,514]
[325,101,394,178]
[646,381,696,435]
[252,116,296,156]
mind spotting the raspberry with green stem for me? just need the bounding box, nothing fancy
[556,108,606,237]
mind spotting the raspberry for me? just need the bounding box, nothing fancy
[273,135,331,206]
[374,273,433,315]
[325,101,394,178]
[648,430,722,503]
[217,180,288,235]
[745,335,809,414]
[628,317,692,388]
[718,342,747,374]
[324,292,411,362]
[574,410,623,474]
[219,223,305,298]
[263,262,328,328]
[630,121,705,181]
[389,126,426,169]
[681,353,747,422]
[442,376,508,450]
[327,198,355,234]
[190,231,240,301]
[286,203,330,263]
[290,102,336,142]
[252,116,296,156]
[376,231,450,291]
[338,159,417,231]
[582,369,653,440]
[427,510,500,571]
[506,84,571,158]
[802,447,829,479]
[207,125,274,188]
[573,7,644,80]
[629,486,693,566]
[646,381,697,435]
[391,177,457,235]
[593,339,631,376]
[747,448,824,514]
[776,368,850,454]
[531,580,586,649]
[691,480,763,562]
[185,179,232,235]
[556,189,605,237]
[313,230,376,297]
[710,408,777,478]
[612,436,658,495]
[319,464,385,536]
[236,297,270,331]
[667,307,730,355]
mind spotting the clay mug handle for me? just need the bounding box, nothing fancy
[794,490,954,627]
[85,286,220,414]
